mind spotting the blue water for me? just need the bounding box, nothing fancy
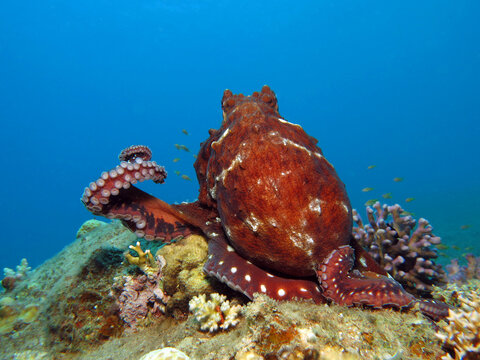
[0,0,478,271]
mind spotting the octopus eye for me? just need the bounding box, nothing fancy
[261,93,273,103]
[260,86,278,111]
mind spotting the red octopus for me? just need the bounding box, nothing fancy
[81,86,447,319]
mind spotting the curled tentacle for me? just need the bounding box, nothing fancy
[119,145,153,162]
[81,145,192,242]
[316,245,415,309]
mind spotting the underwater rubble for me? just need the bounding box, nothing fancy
[0,218,478,360]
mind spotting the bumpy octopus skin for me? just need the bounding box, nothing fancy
[81,86,448,320]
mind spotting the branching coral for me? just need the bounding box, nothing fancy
[352,202,446,297]
[446,254,480,284]
[2,258,31,292]
[436,291,480,359]
[189,293,242,332]
[125,241,160,276]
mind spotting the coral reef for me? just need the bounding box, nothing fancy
[139,347,191,360]
[113,251,169,331]
[157,234,228,314]
[0,219,137,358]
[2,258,31,292]
[432,280,480,308]
[446,253,480,283]
[76,219,106,238]
[11,350,51,360]
[0,297,39,335]
[125,241,161,276]
[189,293,242,332]
[0,219,449,359]
[45,246,125,351]
[352,202,446,297]
[436,290,480,359]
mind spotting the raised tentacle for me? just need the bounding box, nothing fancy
[81,145,195,242]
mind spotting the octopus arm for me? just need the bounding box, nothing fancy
[204,234,325,304]
[349,237,388,275]
[316,245,450,320]
[81,158,195,242]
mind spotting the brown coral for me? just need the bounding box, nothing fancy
[352,202,446,297]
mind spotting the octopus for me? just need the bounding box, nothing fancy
[81,86,448,319]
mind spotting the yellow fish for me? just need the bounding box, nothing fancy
[405,197,415,203]
[174,170,181,176]
[393,177,404,182]
[362,187,374,192]
[174,144,190,152]
[364,199,378,206]
[436,244,449,250]
[367,165,376,170]
[193,154,198,159]
[173,158,180,163]
[400,211,415,217]
[460,225,471,230]
[451,245,460,250]
[182,129,189,135]
[181,174,192,181]
[382,193,392,199]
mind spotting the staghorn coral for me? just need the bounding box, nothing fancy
[189,293,242,332]
[352,202,446,297]
[436,291,480,359]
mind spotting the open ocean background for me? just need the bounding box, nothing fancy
[0,0,478,272]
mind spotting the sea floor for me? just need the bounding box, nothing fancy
[0,220,459,360]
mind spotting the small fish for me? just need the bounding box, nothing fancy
[174,170,181,176]
[400,211,415,217]
[438,252,449,258]
[362,187,374,192]
[465,246,473,251]
[451,245,461,251]
[367,165,376,170]
[182,129,189,135]
[460,225,471,230]
[382,193,392,199]
[436,244,449,250]
[174,144,190,152]
[193,154,198,159]
[364,199,378,206]
[173,158,181,163]
[405,197,415,203]
[393,177,404,182]
[181,174,192,181]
